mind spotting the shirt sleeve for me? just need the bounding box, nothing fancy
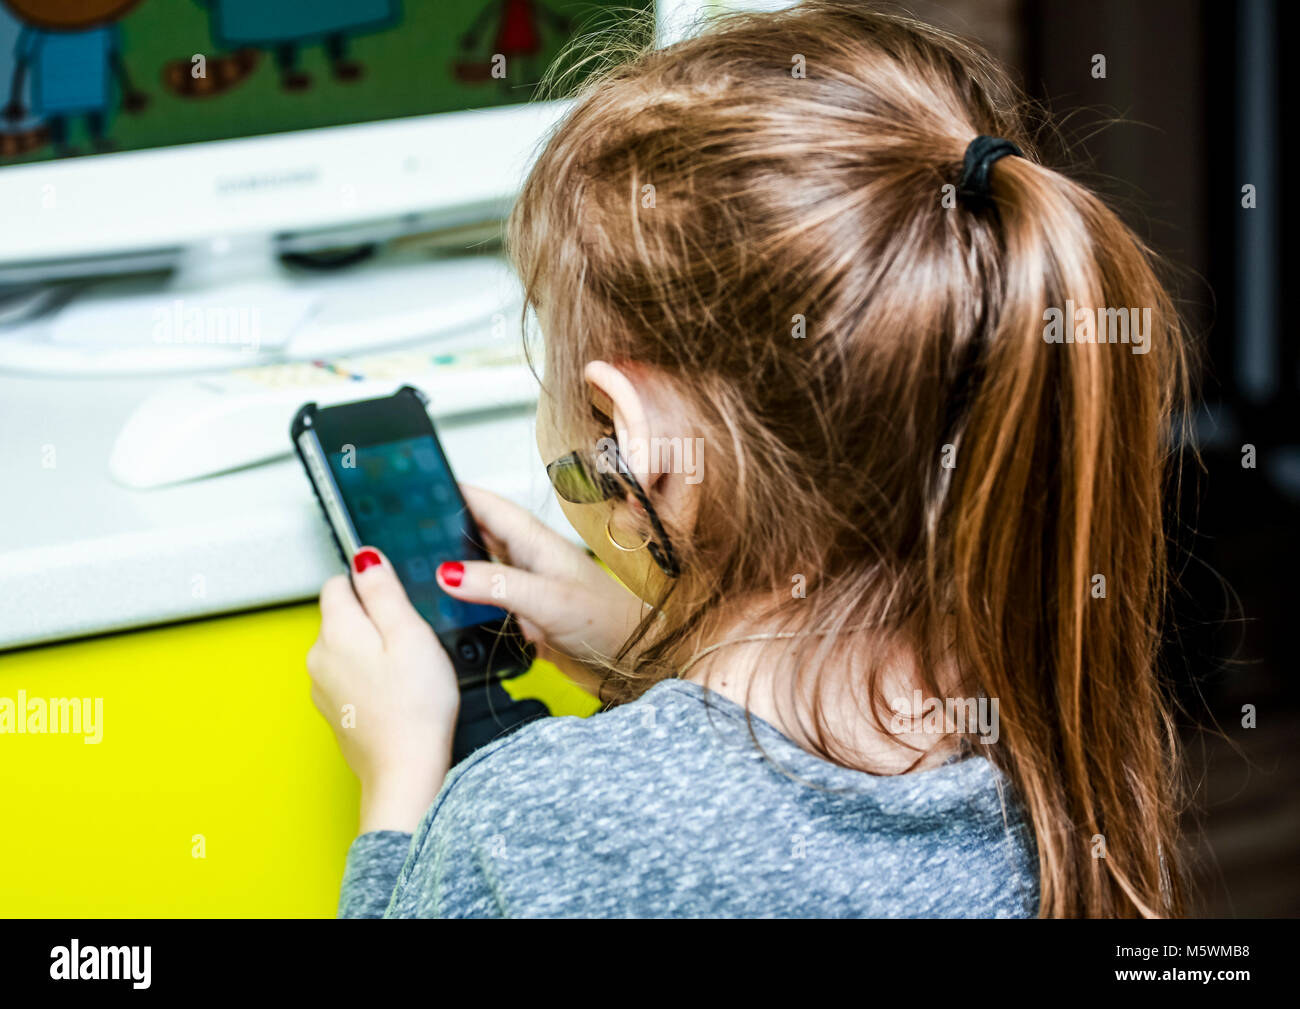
[337,830,413,919]
[381,736,530,918]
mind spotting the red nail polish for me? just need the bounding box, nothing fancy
[438,562,464,587]
[353,549,382,573]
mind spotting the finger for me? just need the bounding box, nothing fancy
[437,559,575,633]
[461,484,589,578]
[318,575,379,650]
[350,547,424,641]
[515,615,544,644]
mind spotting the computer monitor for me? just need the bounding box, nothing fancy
[0,1,662,373]
[0,0,658,264]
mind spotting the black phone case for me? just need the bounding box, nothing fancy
[291,398,350,569]
[290,386,533,688]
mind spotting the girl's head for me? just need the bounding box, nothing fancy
[511,2,1189,917]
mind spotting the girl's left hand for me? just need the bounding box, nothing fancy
[307,548,460,834]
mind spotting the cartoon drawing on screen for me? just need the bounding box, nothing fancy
[164,0,402,97]
[162,46,260,100]
[1,0,149,157]
[0,4,44,156]
[456,0,573,94]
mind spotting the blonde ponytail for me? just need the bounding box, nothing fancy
[949,152,1188,916]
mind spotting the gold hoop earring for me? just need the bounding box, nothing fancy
[605,512,651,552]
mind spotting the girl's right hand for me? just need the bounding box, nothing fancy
[436,485,651,692]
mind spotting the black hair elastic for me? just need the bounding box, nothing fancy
[957,135,1022,208]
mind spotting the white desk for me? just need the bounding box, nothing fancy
[0,368,569,649]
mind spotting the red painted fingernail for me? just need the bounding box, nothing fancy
[438,562,464,587]
[353,549,382,573]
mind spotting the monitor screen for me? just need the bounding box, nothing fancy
[0,0,650,163]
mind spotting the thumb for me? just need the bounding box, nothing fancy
[351,547,423,640]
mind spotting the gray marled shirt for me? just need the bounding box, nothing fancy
[338,677,1039,918]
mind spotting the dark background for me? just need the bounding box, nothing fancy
[901,0,1295,916]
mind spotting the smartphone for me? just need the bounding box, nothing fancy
[291,385,532,688]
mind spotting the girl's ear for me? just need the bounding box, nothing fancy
[584,360,648,445]
[584,359,701,542]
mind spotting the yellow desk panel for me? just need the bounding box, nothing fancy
[0,603,599,918]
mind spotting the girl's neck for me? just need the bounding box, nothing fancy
[678,601,961,775]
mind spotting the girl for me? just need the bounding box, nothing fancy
[308,1,1188,918]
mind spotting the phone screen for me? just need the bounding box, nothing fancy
[325,435,507,636]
